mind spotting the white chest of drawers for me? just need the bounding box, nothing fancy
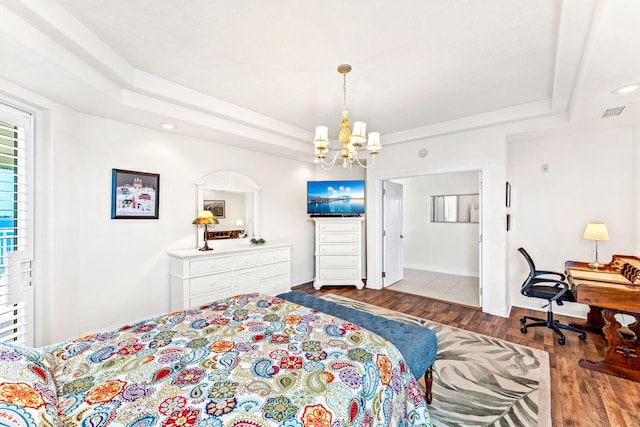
[313,217,364,289]
[168,243,292,310]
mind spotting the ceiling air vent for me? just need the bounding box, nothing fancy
[600,105,627,118]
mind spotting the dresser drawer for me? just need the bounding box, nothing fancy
[236,269,259,293]
[260,274,291,295]
[319,222,359,233]
[318,244,359,255]
[190,272,233,295]
[258,248,290,264]
[319,233,358,243]
[190,256,233,275]
[318,268,360,280]
[319,256,359,268]
[189,289,232,308]
[258,261,289,280]
[233,253,259,269]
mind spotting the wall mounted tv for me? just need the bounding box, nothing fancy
[307,180,365,216]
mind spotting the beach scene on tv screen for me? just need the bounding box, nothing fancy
[307,181,365,214]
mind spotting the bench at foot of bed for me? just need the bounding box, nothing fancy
[277,290,437,404]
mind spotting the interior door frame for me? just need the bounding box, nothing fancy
[377,167,484,308]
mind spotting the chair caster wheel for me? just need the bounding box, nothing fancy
[557,337,566,345]
[520,317,526,324]
[579,334,586,340]
[520,327,527,334]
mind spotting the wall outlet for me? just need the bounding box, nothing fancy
[541,164,549,173]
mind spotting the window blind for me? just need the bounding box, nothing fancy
[0,102,34,346]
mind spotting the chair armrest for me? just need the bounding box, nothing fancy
[534,270,565,281]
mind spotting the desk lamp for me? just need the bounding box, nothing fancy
[236,219,245,236]
[193,210,218,251]
[582,222,609,269]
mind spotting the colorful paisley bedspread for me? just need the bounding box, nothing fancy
[46,293,432,427]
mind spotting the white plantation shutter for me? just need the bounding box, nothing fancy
[0,101,34,345]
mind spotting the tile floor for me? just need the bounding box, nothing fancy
[386,268,481,308]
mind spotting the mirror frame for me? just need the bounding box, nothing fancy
[195,171,262,246]
[431,193,479,223]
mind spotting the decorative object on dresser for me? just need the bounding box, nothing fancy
[313,64,382,170]
[582,221,609,269]
[195,171,261,249]
[192,210,218,251]
[204,199,225,218]
[111,168,160,219]
[312,217,364,289]
[168,243,292,310]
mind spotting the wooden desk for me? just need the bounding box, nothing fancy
[566,256,640,381]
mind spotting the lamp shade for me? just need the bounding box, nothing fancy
[366,132,382,151]
[351,121,367,145]
[314,126,329,145]
[192,210,218,225]
[582,222,609,241]
[236,219,244,227]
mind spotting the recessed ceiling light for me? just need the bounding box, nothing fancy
[160,122,175,130]
[611,83,640,95]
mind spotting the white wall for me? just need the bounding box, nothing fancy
[1,81,317,346]
[395,172,480,277]
[507,126,636,317]
[366,126,508,316]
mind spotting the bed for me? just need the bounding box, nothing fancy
[0,293,432,426]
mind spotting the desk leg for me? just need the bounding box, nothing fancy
[579,309,640,382]
[569,305,604,334]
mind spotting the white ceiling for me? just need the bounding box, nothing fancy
[0,0,639,160]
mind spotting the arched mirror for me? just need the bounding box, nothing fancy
[195,171,261,247]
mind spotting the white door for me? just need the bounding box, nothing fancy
[383,180,403,287]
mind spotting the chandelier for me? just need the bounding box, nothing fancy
[313,64,382,170]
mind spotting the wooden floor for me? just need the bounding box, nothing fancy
[295,283,640,427]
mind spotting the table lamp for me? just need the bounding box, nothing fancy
[235,218,245,237]
[582,222,609,269]
[193,210,218,251]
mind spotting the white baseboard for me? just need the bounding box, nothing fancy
[511,296,588,319]
[404,262,479,278]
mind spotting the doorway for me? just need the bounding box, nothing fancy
[382,170,482,308]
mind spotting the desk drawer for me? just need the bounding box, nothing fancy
[190,272,233,295]
[190,256,233,275]
[318,244,358,255]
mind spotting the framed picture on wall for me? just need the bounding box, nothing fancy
[111,169,160,219]
[204,200,225,218]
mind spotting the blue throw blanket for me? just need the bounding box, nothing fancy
[277,290,437,380]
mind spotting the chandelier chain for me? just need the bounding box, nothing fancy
[343,73,347,111]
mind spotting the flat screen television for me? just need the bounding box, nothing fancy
[307,180,365,216]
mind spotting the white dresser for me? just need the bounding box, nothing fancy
[313,217,364,290]
[168,242,292,310]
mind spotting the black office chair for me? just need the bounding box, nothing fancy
[518,247,586,345]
